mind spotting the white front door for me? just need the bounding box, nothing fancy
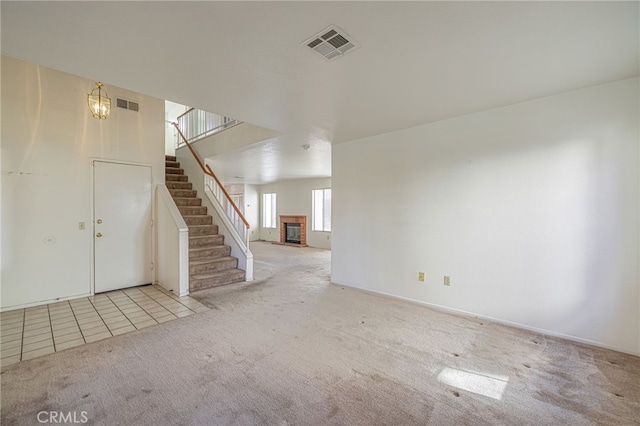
[93,161,152,293]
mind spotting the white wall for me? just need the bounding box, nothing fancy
[245,184,260,241]
[332,78,639,355]
[156,185,189,297]
[1,56,164,310]
[164,100,189,156]
[259,178,332,249]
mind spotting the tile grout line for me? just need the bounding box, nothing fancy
[139,287,198,314]
[86,297,115,338]
[119,289,162,325]
[148,285,180,300]
[88,296,131,332]
[68,301,88,344]
[148,285,190,305]
[49,303,80,343]
[3,290,205,367]
[102,295,138,331]
[105,291,147,330]
[157,287,202,312]
[138,290,186,316]
[47,304,56,353]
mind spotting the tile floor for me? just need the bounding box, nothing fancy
[1,285,209,368]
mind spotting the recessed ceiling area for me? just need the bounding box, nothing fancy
[208,136,332,185]
[2,1,638,184]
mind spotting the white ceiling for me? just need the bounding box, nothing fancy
[2,1,638,184]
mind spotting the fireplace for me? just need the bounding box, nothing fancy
[279,215,307,246]
[285,223,301,244]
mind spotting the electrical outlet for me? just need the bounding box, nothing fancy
[78,222,86,230]
[418,272,425,282]
[444,276,451,286]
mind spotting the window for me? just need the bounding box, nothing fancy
[262,193,277,228]
[312,189,331,232]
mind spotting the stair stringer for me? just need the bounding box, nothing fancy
[156,184,190,296]
[174,151,252,281]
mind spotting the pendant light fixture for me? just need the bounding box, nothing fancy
[87,82,111,119]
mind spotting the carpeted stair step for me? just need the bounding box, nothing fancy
[190,256,238,275]
[164,155,245,290]
[174,197,202,206]
[184,215,213,226]
[189,245,231,260]
[166,181,192,190]
[188,224,219,236]
[179,206,207,216]
[189,234,224,248]
[166,174,189,182]
[190,269,246,291]
[166,167,184,175]
[169,189,197,198]
[165,155,177,162]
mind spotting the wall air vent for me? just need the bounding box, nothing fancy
[116,98,140,112]
[303,25,359,61]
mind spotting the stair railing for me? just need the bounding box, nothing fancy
[175,107,240,147]
[172,123,250,248]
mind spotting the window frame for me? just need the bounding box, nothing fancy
[312,188,331,232]
[262,192,277,229]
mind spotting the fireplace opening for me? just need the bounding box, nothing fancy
[285,223,301,244]
[279,215,307,246]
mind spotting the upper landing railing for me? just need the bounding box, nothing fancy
[175,107,241,147]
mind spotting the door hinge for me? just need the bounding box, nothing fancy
[150,262,154,271]
[150,219,154,227]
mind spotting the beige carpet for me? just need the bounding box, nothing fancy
[1,242,639,425]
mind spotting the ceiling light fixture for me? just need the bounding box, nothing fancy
[87,82,112,119]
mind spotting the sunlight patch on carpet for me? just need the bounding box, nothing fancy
[437,367,509,400]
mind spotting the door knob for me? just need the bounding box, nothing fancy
[96,232,103,238]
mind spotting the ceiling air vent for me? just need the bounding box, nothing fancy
[116,98,140,112]
[303,25,359,61]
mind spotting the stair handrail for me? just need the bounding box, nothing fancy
[172,122,250,230]
[176,107,195,120]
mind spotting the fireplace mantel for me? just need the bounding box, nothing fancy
[279,215,307,246]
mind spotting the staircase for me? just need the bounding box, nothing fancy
[165,155,245,291]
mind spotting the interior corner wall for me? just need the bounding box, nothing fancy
[332,78,640,355]
[259,178,332,249]
[1,55,165,310]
